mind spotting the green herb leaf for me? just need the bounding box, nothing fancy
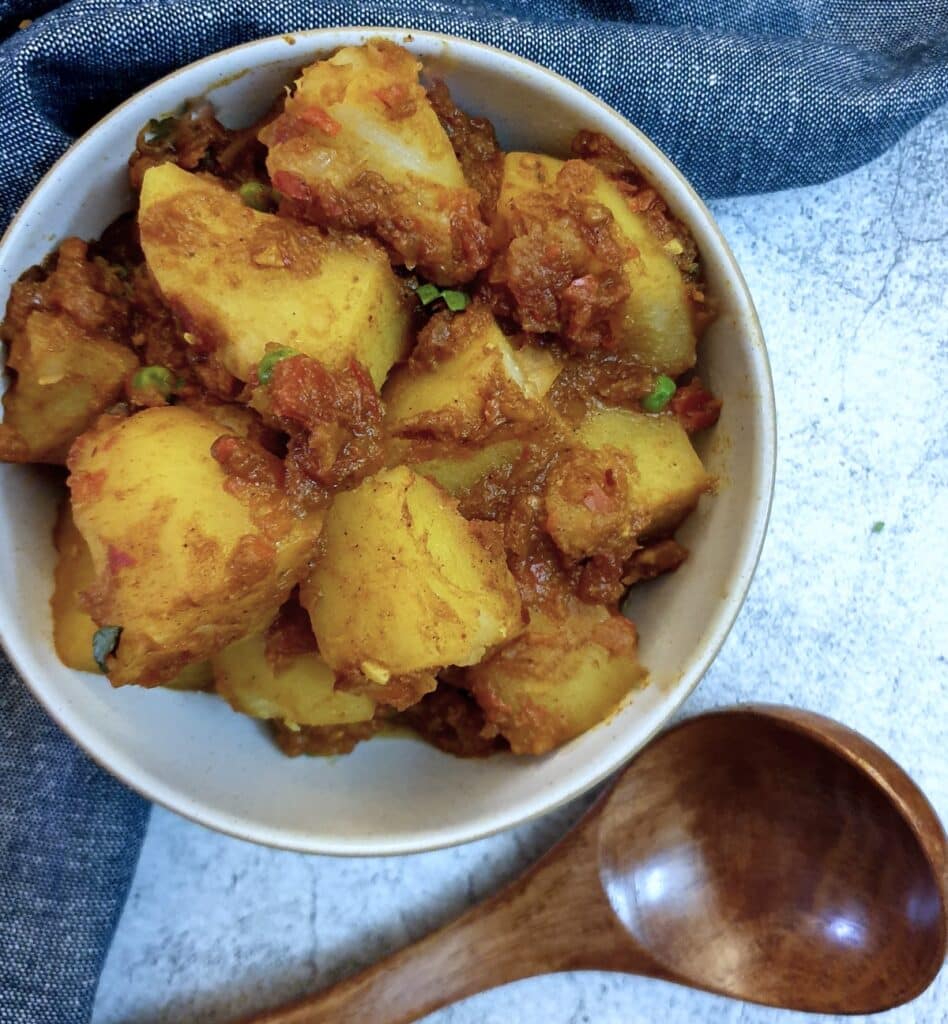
[92,626,122,673]
[132,365,175,397]
[239,181,275,212]
[415,282,470,312]
[642,374,677,413]
[871,521,885,534]
[416,283,441,305]
[144,116,176,144]
[441,289,469,312]
[258,347,298,385]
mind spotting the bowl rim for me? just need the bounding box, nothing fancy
[0,25,776,856]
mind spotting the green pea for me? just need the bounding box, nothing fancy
[239,181,275,212]
[642,375,677,413]
[132,365,175,397]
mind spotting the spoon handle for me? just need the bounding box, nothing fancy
[239,814,653,1024]
[243,898,533,1024]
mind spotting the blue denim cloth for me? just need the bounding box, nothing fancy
[0,2,946,1021]
[0,663,149,1023]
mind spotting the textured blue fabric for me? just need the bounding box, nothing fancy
[0,2,946,1022]
[1,0,948,228]
[0,663,149,1023]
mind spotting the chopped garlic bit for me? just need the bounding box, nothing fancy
[360,659,391,685]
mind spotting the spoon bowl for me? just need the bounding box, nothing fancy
[598,707,947,1013]
[242,706,947,1024]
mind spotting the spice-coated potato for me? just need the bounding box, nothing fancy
[0,310,138,464]
[403,440,524,497]
[51,499,102,674]
[67,406,321,686]
[260,41,489,284]
[383,305,560,442]
[467,601,647,755]
[544,406,711,559]
[138,164,410,388]
[301,466,522,678]
[51,500,212,689]
[576,405,711,540]
[498,153,698,373]
[212,632,374,728]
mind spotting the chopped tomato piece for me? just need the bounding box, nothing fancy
[271,170,310,201]
[670,378,722,433]
[298,105,341,135]
[107,544,136,573]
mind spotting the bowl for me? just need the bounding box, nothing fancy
[0,27,775,855]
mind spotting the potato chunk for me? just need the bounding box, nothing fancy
[51,500,101,674]
[67,406,321,686]
[302,466,522,678]
[405,440,524,497]
[577,406,711,540]
[467,602,646,754]
[0,310,138,464]
[542,406,711,561]
[383,305,560,442]
[213,632,374,728]
[259,41,489,284]
[138,163,409,388]
[52,499,212,688]
[496,153,699,373]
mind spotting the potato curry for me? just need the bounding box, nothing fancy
[0,41,721,758]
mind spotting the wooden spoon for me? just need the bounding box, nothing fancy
[242,705,947,1023]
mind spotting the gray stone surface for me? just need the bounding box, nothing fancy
[92,103,948,1024]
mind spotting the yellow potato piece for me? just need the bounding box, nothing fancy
[468,602,647,755]
[577,406,712,539]
[302,466,522,677]
[281,42,465,189]
[51,499,213,689]
[260,41,487,284]
[0,310,138,464]
[51,499,101,674]
[383,305,560,440]
[163,660,214,692]
[408,440,524,497]
[499,152,697,374]
[213,632,374,727]
[543,444,637,561]
[138,163,409,388]
[67,406,321,686]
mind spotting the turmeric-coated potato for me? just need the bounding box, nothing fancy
[138,164,410,388]
[302,466,522,678]
[383,305,560,442]
[162,660,214,691]
[405,440,524,497]
[51,499,102,674]
[467,601,647,755]
[259,41,489,284]
[67,406,322,686]
[52,500,212,689]
[577,405,711,540]
[213,632,375,728]
[497,153,699,373]
[0,310,138,464]
[543,444,637,561]
[544,406,711,559]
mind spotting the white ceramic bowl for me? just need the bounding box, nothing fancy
[0,27,775,855]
